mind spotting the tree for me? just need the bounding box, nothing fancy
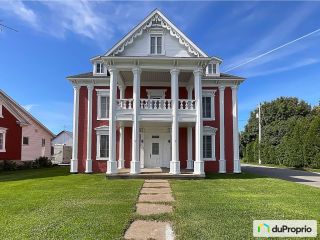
[304,116,320,168]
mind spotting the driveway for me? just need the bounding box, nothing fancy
[242,164,320,188]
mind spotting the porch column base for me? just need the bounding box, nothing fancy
[85,159,92,173]
[193,161,204,175]
[106,161,118,175]
[186,160,194,169]
[219,159,226,173]
[130,161,141,174]
[118,159,125,169]
[170,161,180,175]
[233,159,241,173]
[70,159,78,173]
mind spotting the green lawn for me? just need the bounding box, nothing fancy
[170,174,320,240]
[0,167,143,240]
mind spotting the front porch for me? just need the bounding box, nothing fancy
[107,168,205,179]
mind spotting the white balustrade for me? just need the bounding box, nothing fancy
[140,99,172,110]
[178,99,196,110]
[117,99,133,110]
[117,98,196,111]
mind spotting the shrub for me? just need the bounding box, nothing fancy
[33,157,52,168]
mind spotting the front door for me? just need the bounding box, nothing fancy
[150,136,161,167]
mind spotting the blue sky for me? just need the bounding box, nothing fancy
[1,1,320,134]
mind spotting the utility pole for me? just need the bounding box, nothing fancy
[258,103,262,164]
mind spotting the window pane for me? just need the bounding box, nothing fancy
[0,133,3,149]
[42,139,45,147]
[100,135,109,158]
[202,97,211,118]
[157,36,162,54]
[152,142,159,155]
[100,63,104,73]
[97,63,101,73]
[212,64,216,73]
[106,96,110,118]
[208,64,213,74]
[23,137,29,145]
[203,135,212,158]
[100,96,107,118]
[150,37,156,54]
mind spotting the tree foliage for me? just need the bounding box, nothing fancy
[241,97,320,169]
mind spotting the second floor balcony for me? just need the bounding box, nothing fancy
[116,98,197,122]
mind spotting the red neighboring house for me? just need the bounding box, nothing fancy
[0,90,54,161]
[67,10,245,176]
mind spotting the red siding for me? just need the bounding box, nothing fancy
[0,107,22,160]
[179,128,187,169]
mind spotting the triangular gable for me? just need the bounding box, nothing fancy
[105,9,208,58]
[0,90,54,137]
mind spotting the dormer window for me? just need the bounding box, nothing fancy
[150,35,162,55]
[96,63,104,74]
[207,63,217,75]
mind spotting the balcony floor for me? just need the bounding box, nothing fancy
[106,168,205,179]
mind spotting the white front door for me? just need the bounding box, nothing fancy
[143,132,171,168]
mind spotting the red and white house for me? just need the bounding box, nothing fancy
[67,9,245,175]
[0,90,54,161]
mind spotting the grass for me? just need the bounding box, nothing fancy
[170,173,320,240]
[0,167,143,240]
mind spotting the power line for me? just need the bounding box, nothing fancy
[0,21,18,32]
[225,27,320,72]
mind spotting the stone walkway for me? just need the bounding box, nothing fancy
[124,179,175,240]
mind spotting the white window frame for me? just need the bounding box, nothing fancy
[93,62,106,75]
[203,126,217,161]
[95,126,109,160]
[202,90,216,120]
[0,127,7,152]
[0,104,3,118]
[149,34,164,55]
[206,61,220,76]
[96,89,110,120]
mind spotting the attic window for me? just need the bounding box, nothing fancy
[150,35,162,55]
[96,63,104,74]
[207,63,217,75]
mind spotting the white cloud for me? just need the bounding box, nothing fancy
[0,1,39,28]
[239,58,319,78]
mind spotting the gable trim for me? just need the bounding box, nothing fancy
[105,9,208,58]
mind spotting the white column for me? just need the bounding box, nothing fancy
[170,68,180,175]
[219,86,226,173]
[186,86,194,169]
[85,84,93,173]
[232,86,241,173]
[107,67,118,174]
[70,84,80,173]
[118,86,126,169]
[130,67,141,174]
[193,68,204,175]
[187,126,193,169]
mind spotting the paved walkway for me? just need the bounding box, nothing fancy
[242,164,320,188]
[124,179,175,240]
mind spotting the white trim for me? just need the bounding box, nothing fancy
[93,61,107,76]
[0,104,3,118]
[218,86,226,173]
[146,89,167,99]
[202,90,216,121]
[0,127,7,152]
[105,9,208,57]
[95,126,109,161]
[96,89,110,120]
[203,126,217,161]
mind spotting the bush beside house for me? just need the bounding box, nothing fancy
[0,157,52,171]
[241,97,320,169]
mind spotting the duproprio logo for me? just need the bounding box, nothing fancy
[258,223,270,233]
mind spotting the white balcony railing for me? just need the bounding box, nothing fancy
[117,99,196,111]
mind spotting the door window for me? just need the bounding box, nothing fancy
[152,142,159,155]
